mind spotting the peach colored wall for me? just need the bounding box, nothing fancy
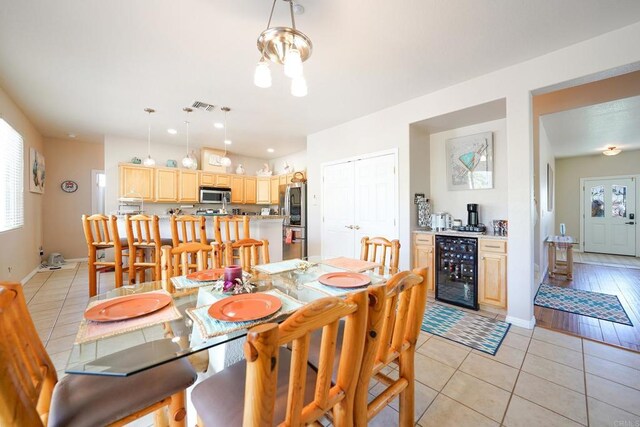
[43,138,104,259]
[0,85,44,282]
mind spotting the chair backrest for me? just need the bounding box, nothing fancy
[242,288,384,426]
[82,214,121,250]
[160,243,216,293]
[213,215,250,244]
[0,282,57,427]
[354,268,428,423]
[224,238,270,272]
[125,214,161,248]
[170,215,207,247]
[360,236,400,275]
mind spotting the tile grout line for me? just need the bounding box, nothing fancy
[498,326,533,426]
[582,338,590,427]
[42,265,81,347]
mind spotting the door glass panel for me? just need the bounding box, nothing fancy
[611,185,627,218]
[591,185,604,217]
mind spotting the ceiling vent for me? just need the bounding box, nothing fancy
[191,101,215,112]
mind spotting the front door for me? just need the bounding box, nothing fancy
[584,177,636,255]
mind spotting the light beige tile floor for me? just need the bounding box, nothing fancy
[22,264,640,427]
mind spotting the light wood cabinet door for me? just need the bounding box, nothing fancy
[413,242,435,291]
[278,174,287,186]
[286,173,294,184]
[200,172,216,187]
[256,177,271,205]
[244,177,257,204]
[216,174,231,187]
[230,176,244,204]
[155,169,178,202]
[270,177,280,204]
[119,165,154,201]
[478,252,507,308]
[179,170,198,202]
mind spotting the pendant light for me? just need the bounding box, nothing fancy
[220,107,232,167]
[142,108,156,167]
[181,107,195,168]
[254,0,311,96]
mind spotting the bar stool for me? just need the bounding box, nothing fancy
[170,215,207,274]
[125,214,162,285]
[213,215,250,266]
[81,214,127,297]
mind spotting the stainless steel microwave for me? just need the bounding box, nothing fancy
[199,187,231,204]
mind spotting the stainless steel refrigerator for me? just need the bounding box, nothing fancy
[279,182,307,260]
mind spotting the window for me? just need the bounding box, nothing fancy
[0,119,24,232]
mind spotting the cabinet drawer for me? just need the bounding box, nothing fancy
[414,233,434,246]
[479,239,507,253]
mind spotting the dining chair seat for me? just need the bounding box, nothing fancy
[48,358,197,427]
[192,348,317,427]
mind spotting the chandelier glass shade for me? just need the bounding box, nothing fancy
[143,108,156,167]
[181,107,195,169]
[254,0,312,96]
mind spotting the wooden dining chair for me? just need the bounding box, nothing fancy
[191,287,384,426]
[354,267,427,426]
[125,214,162,285]
[82,214,127,297]
[170,215,208,274]
[0,282,197,427]
[224,238,270,272]
[160,243,218,294]
[360,236,401,275]
[213,215,251,266]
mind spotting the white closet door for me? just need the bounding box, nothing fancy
[321,161,356,258]
[353,153,397,254]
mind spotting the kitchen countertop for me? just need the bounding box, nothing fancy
[413,228,508,241]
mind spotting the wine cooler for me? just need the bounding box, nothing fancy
[435,235,479,310]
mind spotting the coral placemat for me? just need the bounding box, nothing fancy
[75,290,182,344]
[321,257,381,273]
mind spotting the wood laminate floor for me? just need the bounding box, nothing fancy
[537,262,640,352]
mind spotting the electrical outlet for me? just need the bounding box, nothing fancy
[39,246,44,256]
[7,266,12,276]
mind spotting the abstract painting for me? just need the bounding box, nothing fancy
[446,132,493,190]
[29,147,45,194]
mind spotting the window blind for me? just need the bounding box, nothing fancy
[0,118,24,232]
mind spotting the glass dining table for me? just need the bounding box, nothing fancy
[65,257,390,377]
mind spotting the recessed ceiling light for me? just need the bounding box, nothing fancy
[214,122,224,129]
[167,128,178,135]
[267,148,275,153]
[67,133,76,138]
[603,146,621,156]
[224,140,232,145]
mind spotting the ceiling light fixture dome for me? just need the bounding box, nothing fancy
[603,146,622,156]
[142,108,156,167]
[181,107,196,169]
[254,0,311,96]
[220,107,232,167]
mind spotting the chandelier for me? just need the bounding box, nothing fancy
[181,107,197,169]
[219,107,232,167]
[142,108,156,167]
[254,0,312,97]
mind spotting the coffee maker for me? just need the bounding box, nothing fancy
[467,204,479,227]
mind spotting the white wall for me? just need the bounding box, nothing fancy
[0,85,45,282]
[429,119,507,224]
[270,150,307,175]
[536,122,555,279]
[307,21,640,328]
[104,135,273,214]
[409,125,430,230]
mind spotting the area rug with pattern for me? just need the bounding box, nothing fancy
[421,303,510,355]
[534,283,633,326]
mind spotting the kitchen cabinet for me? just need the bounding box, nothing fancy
[119,164,154,201]
[230,176,245,204]
[256,177,271,204]
[478,239,508,308]
[278,175,287,186]
[179,170,199,202]
[244,177,257,204]
[216,174,231,187]
[199,172,216,187]
[412,233,435,291]
[270,177,280,204]
[155,168,178,202]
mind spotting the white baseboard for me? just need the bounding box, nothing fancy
[20,266,40,285]
[66,257,88,262]
[506,315,536,329]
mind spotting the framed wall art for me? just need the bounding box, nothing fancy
[446,131,493,191]
[29,147,45,194]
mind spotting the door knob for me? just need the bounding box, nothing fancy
[353,225,361,230]
[625,222,635,225]
[345,225,353,229]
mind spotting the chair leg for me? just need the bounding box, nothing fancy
[88,248,97,297]
[114,250,124,289]
[398,350,415,427]
[168,390,187,427]
[129,249,137,285]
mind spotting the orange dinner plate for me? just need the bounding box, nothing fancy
[318,272,371,288]
[84,293,172,322]
[208,293,282,322]
[187,268,225,282]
